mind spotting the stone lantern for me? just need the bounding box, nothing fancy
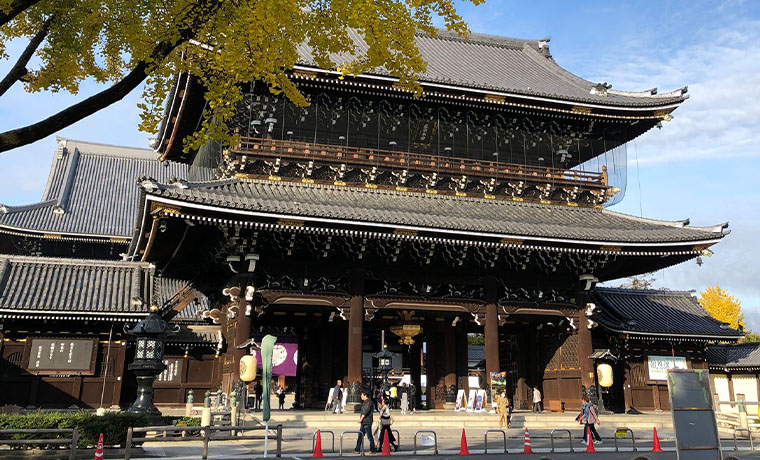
[125,305,178,417]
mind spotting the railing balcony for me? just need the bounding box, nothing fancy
[229,137,609,191]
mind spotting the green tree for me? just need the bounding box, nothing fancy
[0,0,481,153]
[699,285,744,330]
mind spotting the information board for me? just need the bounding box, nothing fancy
[667,369,721,460]
[649,355,688,380]
[27,338,97,375]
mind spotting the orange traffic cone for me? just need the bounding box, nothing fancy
[380,430,392,457]
[457,428,470,455]
[93,433,104,460]
[585,427,596,453]
[523,427,534,454]
[312,429,325,458]
[651,427,663,452]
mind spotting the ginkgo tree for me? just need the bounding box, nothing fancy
[0,0,481,153]
[699,285,744,330]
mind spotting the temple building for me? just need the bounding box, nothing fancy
[0,30,739,412]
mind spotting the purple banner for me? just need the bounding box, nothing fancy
[252,340,298,377]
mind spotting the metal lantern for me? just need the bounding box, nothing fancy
[373,345,394,391]
[125,305,178,417]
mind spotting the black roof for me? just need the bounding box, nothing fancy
[140,178,726,246]
[592,288,742,339]
[0,138,204,240]
[707,343,760,371]
[0,255,154,320]
[0,255,211,322]
[295,29,687,109]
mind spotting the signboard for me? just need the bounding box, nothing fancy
[667,369,721,460]
[251,339,298,377]
[648,355,687,380]
[454,389,466,411]
[157,358,182,384]
[466,389,476,412]
[26,338,97,375]
[490,371,507,409]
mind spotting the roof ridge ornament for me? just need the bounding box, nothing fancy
[590,82,612,97]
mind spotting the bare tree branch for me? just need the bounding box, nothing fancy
[0,0,221,153]
[0,16,52,97]
[0,0,41,28]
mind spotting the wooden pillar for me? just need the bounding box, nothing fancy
[484,303,499,385]
[409,339,422,410]
[623,363,633,413]
[444,324,457,390]
[111,341,128,407]
[347,272,364,388]
[319,325,333,388]
[455,324,469,394]
[652,384,662,411]
[422,326,446,410]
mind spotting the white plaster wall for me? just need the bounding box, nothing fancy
[733,374,759,416]
[711,374,734,413]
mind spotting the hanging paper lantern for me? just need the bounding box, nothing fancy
[597,363,614,388]
[240,355,257,382]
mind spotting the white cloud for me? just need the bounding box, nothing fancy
[586,19,760,166]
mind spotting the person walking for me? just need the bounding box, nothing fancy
[332,379,344,414]
[532,386,543,413]
[254,380,264,411]
[576,396,602,445]
[355,391,377,453]
[400,383,409,415]
[277,385,287,410]
[377,398,398,452]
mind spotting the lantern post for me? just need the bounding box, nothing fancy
[125,304,178,418]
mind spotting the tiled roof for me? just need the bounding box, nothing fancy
[295,29,687,108]
[143,179,726,245]
[0,255,154,319]
[592,288,742,339]
[168,325,222,345]
[707,343,760,370]
[0,138,206,239]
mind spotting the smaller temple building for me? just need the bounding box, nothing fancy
[708,343,760,414]
[592,288,742,413]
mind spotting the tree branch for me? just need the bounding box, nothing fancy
[0,16,52,97]
[0,0,221,153]
[0,0,41,28]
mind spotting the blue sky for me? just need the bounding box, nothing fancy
[1,1,759,327]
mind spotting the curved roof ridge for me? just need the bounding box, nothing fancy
[602,208,728,234]
[0,200,56,214]
[58,137,158,160]
[0,253,154,268]
[594,287,697,296]
[418,28,541,50]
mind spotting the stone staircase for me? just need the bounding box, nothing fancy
[246,410,674,431]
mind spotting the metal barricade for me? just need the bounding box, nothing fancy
[550,429,574,453]
[733,428,754,451]
[614,427,636,452]
[484,429,507,454]
[392,429,400,449]
[340,430,364,456]
[413,430,438,455]
[314,430,336,453]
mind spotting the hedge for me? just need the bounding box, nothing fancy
[0,411,150,448]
